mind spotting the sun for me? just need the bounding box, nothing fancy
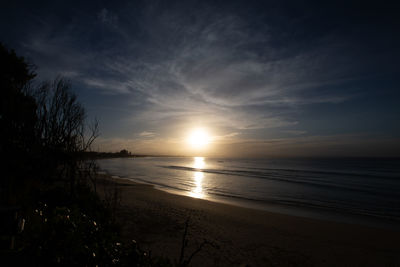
[187,128,211,149]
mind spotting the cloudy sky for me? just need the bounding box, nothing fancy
[2,0,400,157]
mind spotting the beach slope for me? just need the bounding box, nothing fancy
[99,175,400,266]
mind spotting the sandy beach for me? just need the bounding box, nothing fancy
[98,175,400,266]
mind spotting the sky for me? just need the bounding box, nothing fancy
[1,0,400,157]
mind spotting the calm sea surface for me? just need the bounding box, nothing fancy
[97,157,400,229]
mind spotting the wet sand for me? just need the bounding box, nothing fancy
[98,175,400,266]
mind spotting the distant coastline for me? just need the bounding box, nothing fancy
[87,152,400,160]
[83,151,178,159]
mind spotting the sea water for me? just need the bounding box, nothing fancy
[97,157,400,229]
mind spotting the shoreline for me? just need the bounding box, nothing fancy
[97,174,400,266]
[100,172,400,231]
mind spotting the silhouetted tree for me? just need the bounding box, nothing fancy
[119,149,130,156]
[0,43,99,201]
[0,43,37,158]
[0,43,38,204]
[34,77,99,193]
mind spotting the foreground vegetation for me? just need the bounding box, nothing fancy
[0,43,177,266]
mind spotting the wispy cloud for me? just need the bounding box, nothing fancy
[139,131,156,138]
[71,5,360,134]
[14,0,395,155]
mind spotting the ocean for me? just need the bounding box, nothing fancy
[97,157,400,229]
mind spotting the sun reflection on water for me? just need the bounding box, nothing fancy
[193,156,205,169]
[189,157,205,198]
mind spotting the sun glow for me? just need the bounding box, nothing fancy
[187,128,211,149]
